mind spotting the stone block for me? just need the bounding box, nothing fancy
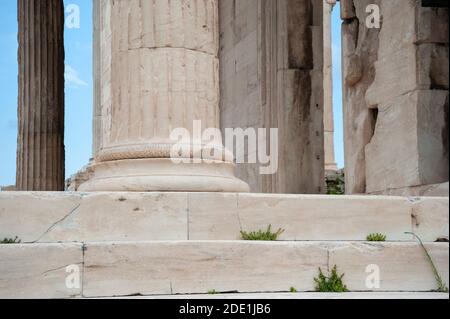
[417,90,449,185]
[40,193,188,242]
[1,192,448,243]
[412,197,449,242]
[0,192,82,242]
[0,243,83,299]
[365,90,449,192]
[237,194,412,241]
[365,92,422,192]
[370,182,449,197]
[83,241,328,297]
[188,193,240,240]
[329,242,449,291]
[341,12,378,194]
[365,45,417,107]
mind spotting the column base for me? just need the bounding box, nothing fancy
[78,158,250,193]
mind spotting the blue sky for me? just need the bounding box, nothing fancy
[332,2,344,170]
[0,1,343,186]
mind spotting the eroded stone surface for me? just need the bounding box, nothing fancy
[370,182,449,197]
[412,197,449,242]
[343,0,449,194]
[83,241,328,297]
[0,241,448,298]
[329,242,449,292]
[40,193,188,242]
[0,243,83,299]
[0,192,82,242]
[188,193,240,240]
[341,0,381,194]
[219,0,325,193]
[237,194,412,241]
[1,192,448,242]
[365,90,449,193]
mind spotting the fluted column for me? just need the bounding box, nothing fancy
[16,0,65,191]
[80,0,248,192]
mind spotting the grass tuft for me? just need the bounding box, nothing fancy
[240,225,284,241]
[366,233,387,242]
[1,236,21,244]
[405,232,449,293]
[314,265,348,292]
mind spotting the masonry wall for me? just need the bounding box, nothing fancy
[342,0,449,195]
[219,0,325,194]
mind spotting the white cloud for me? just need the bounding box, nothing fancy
[65,64,88,88]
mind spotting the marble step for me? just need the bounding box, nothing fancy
[1,241,448,299]
[109,292,450,299]
[0,192,448,242]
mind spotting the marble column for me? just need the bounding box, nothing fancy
[16,0,65,191]
[79,0,248,192]
[323,0,337,171]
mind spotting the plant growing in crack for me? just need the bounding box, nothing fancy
[1,236,21,244]
[405,231,449,293]
[240,225,284,241]
[207,289,219,295]
[366,233,387,242]
[314,265,348,293]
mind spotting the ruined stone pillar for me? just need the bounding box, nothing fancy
[16,0,65,191]
[323,0,337,172]
[80,0,248,192]
[342,0,448,195]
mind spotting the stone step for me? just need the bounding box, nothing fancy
[0,192,448,242]
[1,241,448,298]
[110,292,450,299]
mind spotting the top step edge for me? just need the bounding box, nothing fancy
[0,191,449,201]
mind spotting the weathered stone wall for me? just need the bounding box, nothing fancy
[219,0,325,193]
[342,0,449,195]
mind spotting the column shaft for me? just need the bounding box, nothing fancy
[16,0,65,191]
[80,0,248,192]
